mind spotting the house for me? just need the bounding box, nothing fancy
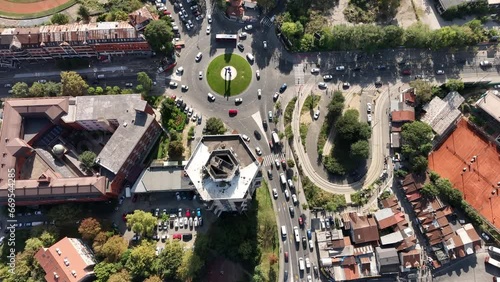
[444,223,481,259]
[0,95,161,205]
[475,90,500,125]
[226,0,245,19]
[374,208,406,230]
[375,247,400,274]
[343,212,380,245]
[391,111,415,123]
[421,91,464,138]
[129,6,159,31]
[35,237,97,282]
[390,88,417,148]
[0,22,151,62]
[400,249,421,272]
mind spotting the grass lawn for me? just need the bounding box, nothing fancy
[206,53,252,96]
[255,181,279,282]
[301,94,321,114]
[0,0,76,19]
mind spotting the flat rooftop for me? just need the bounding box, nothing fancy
[184,135,259,201]
[133,162,193,193]
[476,90,500,123]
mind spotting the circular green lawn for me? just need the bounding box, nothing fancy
[206,53,252,96]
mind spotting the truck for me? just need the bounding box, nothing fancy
[485,256,500,269]
[125,186,131,198]
[298,257,305,271]
[271,132,280,145]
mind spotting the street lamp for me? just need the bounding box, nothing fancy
[461,167,467,199]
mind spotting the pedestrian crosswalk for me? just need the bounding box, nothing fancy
[261,153,286,167]
[294,63,304,85]
[260,16,273,28]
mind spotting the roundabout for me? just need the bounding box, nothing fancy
[206,53,252,96]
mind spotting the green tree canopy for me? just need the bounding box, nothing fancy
[78,6,90,21]
[445,79,465,92]
[61,71,88,96]
[47,204,82,226]
[108,269,131,282]
[156,240,184,279]
[125,210,157,236]
[78,217,102,241]
[125,241,157,280]
[51,13,69,25]
[11,82,29,98]
[29,82,47,97]
[421,183,439,198]
[204,117,226,135]
[409,79,433,104]
[168,140,185,159]
[101,235,129,263]
[350,140,370,159]
[94,262,121,282]
[137,72,153,94]
[79,150,97,172]
[144,20,174,55]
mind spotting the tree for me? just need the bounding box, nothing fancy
[78,217,102,241]
[47,204,82,225]
[94,262,121,282]
[287,159,295,168]
[168,140,185,159]
[11,82,29,98]
[39,231,57,246]
[125,210,157,236]
[256,0,276,12]
[51,13,69,25]
[144,276,163,282]
[421,183,439,198]
[93,232,110,255]
[61,71,88,96]
[445,79,465,92]
[204,117,226,135]
[156,240,184,280]
[101,235,129,262]
[29,82,46,97]
[78,6,90,21]
[350,140,370,159]
[24,238,44,252]
[144,20,174,55]
[95,86,104,95]
[412,155,429,173]
[125,241,157,280]
[79,150,97,172]
[409,79,433,104]
[401,121,433,158]
[176,250,203,282]
[108,269,131,282]
[137,72,153,94]
[44,81,62,96]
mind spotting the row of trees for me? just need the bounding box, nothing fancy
[10,71,154,99]
[409,78,465,105]
[281,20,495,52]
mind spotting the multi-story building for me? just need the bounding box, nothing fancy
[184,135,262,216]
[0,21,151,62]
[35,237,97,282]
[0,94,161,205]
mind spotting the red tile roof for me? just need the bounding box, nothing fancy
[35,237,97,282]
[392,110,415,122]
[403,90,416,104]
[348,213,380,244]
[377,212,406,230]
[401,249,421,269]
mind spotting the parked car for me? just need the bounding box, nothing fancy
[237,43,244,51]
[313,110,320,120]
[206,25,211,34]
[244,25,253,31]
[323,75,332,80]
[207,14,212,23]
[239,32,247,39]
[279,83,287,93]
[272,188,278,199]
[436,69,445,75]
[255,147,262,155]
[169,82,178,88]
[335,66,345,71]
[310,68,320,74]
[318,82,327,89]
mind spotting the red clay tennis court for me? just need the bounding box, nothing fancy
[429,118,500,230]
[0,0,71,14]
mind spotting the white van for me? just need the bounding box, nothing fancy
[298,257,305,271]
[246,53,254,62]
[292,194,298,205]
[284,189,290,200]
[280,173,287,186]
[281,226,287,238]
[294,226,300,243]
[287,179,295,190]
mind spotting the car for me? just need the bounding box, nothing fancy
[4,84,12,88]
[305,258,311,268]
[125,83,133,87]
[436,70,445,75]
[242,134,250,142]
[244,24,253,31]
[239,32,247,39]
[255,147,262,155]
[343,82,350,89]
[206,25,211,34]
[132,194,138,203]
[318,82,327,89]
[132,234,141,241]
[262,120,268,131]
[198,115,202,124]
[258,89,262,99]
[313,110,320,120]
[480,60,492,67]
[307,229,312,239]
[256,70,260,79]
[235,98,243,104]
[184,22,192,30]
[176,67,184,74]
[307,275,312,282]
[178,208,182,217]
[274,158,280,169]
[161,234,167,242]
[482,232,491,241]
[199,71,203,79]
[284,252,289,262]
[181,85,189,91]
[279,83,287,93]
[187,108,193,116]
[287,179,294,189]
[310,68,320,74]
[402,69,411,75]
[169,82,178,88]
[377,65,387,70]
[190,4,198,10]
[174,218,179,228]
[302,237,307,248]
[267,169,273,179]
[272,188,278,199]
[375,81,383,87]
[38,79,47,83]
[273,92,279,101]
[254,130,261,140]
[207,93,215,101]
[335,65,345,71]
[323,75,332,80]
[268,110,273,121]
[289,206,294,216]
[246,53,254,62]
[189,217,193,227]
[194,217,198,227]
[192,113,198,122]
[34,211,42,215]
[298,216,303,226]
[284,189,290,200]
[367,102,372,113]
[198,216,203,226]
[196,208,201,217]
[173,234,182,240]
[184,217,188,226]
[309,240,314,250]
[237,43,244,51]
[186,209,191,217]
[263,41,267,49]
[367,114,372,123]
[195,52,203,62]
[207,14,212,23]
[155,208,160,217]
[292,194,298,205]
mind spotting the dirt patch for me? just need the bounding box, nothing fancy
[325,0,351,26]
[346,93,361,112]
[394,0,418,28]
[300,110,313,124]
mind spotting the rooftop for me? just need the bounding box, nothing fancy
[347,212,380,244]
[133,162,193,193]
[421,91,464,136]
[184,135,260,201]
[35,237,96,282]
[475,90,500,123]
[400,249,421,270]
[391,110,415,122]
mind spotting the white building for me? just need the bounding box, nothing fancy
[184,135,262,216]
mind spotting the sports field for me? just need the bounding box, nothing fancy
[429,118,500,229]
[0,0,74,19]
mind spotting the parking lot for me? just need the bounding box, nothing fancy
[114,191,215,251]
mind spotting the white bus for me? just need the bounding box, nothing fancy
[485,256,500,269]
[489,246,500,256]
[272,132,280,145]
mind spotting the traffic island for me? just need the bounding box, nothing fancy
[206,53,252,96]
